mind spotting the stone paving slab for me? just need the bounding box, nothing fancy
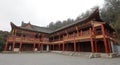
[0,53,120,65]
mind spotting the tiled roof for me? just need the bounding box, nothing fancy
[11,8,104,34]
[52,8,103,33]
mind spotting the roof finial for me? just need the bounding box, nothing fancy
[22,21,24,24]
[21,21,26,26]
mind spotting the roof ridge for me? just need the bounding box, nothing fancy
[31,24,53,31]
[11,7,101,34]
[52,7,100,33]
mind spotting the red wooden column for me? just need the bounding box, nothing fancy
[40,44,42,51]
[79,30,82,52]
[38,38,41,51]
[4,37,9,51]
[62,35,65,51]
[73,33,76,53]
[12,35,16,51]
[78,43,80,52]
[90,28,95,53]
[52,35,54,50]
[94,41,98,52]
[19,34,23,52]
[62,42,64,51]
[59,34,61,51]
[92,25,98,53]
[12,29,17,52]
[33,37,36,51]
[101,24,109,53]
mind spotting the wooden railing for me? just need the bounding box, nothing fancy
[8,36,49,43]
[63,30,91,39]
[51,30,95,42]
[41,38,49,42]
[8,29,113,44]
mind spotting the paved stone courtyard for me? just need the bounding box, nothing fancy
[0,53,120,65]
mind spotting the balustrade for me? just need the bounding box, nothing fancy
[8,28,110,44]
[41,38,49,42]
[8,35,49,43]
[62,30,91,40]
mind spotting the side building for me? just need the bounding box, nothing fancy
[4,8,115,54]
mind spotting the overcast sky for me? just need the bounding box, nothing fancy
[0,0,104,32]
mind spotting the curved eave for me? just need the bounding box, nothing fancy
[10,8,105,34]
[10,22,50,34]
[51,8,103,34]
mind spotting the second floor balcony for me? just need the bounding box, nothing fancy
[8,36,49,44]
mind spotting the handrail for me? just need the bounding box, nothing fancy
[8,36,49,42]
[63,30,91,39]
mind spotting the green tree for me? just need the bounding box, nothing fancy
[0,34,5,51]
[101,0,120,43]
[0,31,10,51]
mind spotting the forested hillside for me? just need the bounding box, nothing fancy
[47,8,95,31]
[47,0,120,43]
[0,31,10,51]
[101,0,120,43]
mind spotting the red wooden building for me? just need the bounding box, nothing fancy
[4,8,115,54]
